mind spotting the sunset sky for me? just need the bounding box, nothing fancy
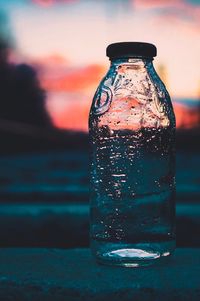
[0,0,200,130]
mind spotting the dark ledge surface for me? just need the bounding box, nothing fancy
[0,248,199,301]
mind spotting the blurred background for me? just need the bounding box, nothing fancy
[0,0,199,248]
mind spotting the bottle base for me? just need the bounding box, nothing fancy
[91,239,176,267]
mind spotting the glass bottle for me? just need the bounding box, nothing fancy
[89,42,176,267]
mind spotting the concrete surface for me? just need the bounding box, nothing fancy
[0,248,199,301]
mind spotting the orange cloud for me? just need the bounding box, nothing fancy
[51,101,90,131]
[173,102,200,129]
[41,64,106,92]
[46,92,91,131]
[48,96,199,132]
[37,59,199,132]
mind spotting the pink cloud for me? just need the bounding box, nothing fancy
[32,0,78,7]
[133,0,200,27]
[133,0,182,9]
[32,54,69,69]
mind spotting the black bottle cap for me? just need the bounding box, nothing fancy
[106,42,157,59]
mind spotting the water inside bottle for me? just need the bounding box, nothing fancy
[90,126,176,266]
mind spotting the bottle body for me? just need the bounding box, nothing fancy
[89,58,176,266]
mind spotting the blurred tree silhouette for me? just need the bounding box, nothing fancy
[0,10,52,128]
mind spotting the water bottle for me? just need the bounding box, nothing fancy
[89,42,176,267]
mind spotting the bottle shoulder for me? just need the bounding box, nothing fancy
[90,63,175,131]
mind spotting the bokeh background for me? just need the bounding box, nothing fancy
[0,0,199,248]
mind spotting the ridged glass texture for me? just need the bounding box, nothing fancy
[89,58,176,267]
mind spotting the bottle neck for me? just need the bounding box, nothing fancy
[110,57,153,69]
